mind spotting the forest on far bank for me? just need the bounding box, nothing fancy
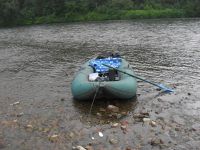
[1,0,200,27]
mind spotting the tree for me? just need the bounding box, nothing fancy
[0,0,20,25]
[53,0,66,15]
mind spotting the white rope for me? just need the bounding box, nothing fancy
[89,80,101,115]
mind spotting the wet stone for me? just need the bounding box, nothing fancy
[150,121,157,127]
[98,132,103,137]
[96,112,102,117]
[60,98,65,101]
[99,108,106,112]
[69,132,75,138]
[143,118,151,123]
[109,138,118,144]
[107,105,119,113]
[72,146,86,150]
[85,145,94,150]
[10,101,20,106]
[25,124,33,131]
[121,125,127,130]
[133,112,149,121]
[49,134,59,143]
[175,127,181,131]
[150,137,164,146]
[111,123,119,128]
[17,112,24,117]
[121,111,128,116]
[125,147,132,150]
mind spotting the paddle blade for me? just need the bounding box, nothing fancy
[157,84,174,93]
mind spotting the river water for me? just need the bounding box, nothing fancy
[0,19,200,149]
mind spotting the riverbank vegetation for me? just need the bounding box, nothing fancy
[0,0,200,27]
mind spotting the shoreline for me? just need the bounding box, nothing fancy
[0,9,197,28]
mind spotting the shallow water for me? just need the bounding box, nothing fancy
[0,19,200,149]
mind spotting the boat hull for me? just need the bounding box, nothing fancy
[71,58,137,100]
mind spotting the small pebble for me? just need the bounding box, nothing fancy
[150,138,164,146]
[121,125,127,130]
[85,145,94,150]
[107,105,119,113]
[13,119,18,123]
[10,101,20,106]
[143,118,151,123]
[69,132,74,138]
[17,112,24,117]
[72,146,86,150]
[109,138,118,144]
[125,147,132,150]
[96,112,102,117]
[49,134,59,142]
[150,121,157,127]
[60,98,65,101]
[111,123,119,128]
[99,108,106,112]
[98,132,103,137]
[26,124,33,129]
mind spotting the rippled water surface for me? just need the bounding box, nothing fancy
[0,19,200,149]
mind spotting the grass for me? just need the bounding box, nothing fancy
[16,9,187,26]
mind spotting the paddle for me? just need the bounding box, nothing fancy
[103,64,174,93]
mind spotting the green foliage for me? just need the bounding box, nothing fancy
[110,0,134,10]
[0,0,20,25]
[124,9,185,19]
[0,0,200,27]
[183,0,200,17]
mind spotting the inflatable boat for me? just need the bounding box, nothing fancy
[71,55,137,100]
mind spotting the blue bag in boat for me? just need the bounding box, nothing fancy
[89,57,122,73]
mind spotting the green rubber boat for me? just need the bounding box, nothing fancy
[71,57,137,100]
